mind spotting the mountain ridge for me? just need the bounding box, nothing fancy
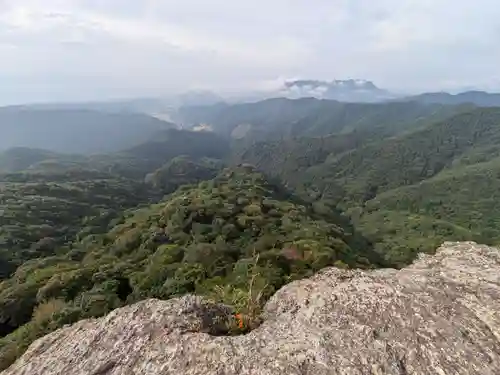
[235,106,500,264]
[0,165,381,369]
[177,97,470,141]
[1,93,500,372]
[402,90,500,107]
[0,108,174,154]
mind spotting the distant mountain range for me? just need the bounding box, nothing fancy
[176,97,468,142]
[23,90,225,123]
[5,82,500,127]
[278,79,395,102]
[274,80,500,106]
[0,108,174,154]
[402,90,500,107]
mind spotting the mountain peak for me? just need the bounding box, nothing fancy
[284,79,379,90]
[280,79,392,102]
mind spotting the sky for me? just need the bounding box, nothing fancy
[0,0,499,104]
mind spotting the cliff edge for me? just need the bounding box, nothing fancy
[3,242,500,375]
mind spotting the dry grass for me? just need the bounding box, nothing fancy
[32,299,67,327]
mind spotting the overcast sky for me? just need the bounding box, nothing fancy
[1,0,499,104]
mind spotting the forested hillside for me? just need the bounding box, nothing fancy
[124,128,230,170]
[0,178,158,278]
[0,166,381,369]
[0,129,229,177]
[237,107,500,265]
[0,108,173,154]
[0,129,231,278]
[359,155,500,256]
[324,107,500,203]
[144,156,223,192]
[1,98,500,370]
[178,97,471,141]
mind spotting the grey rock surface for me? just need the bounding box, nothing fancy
[3,241,500,375]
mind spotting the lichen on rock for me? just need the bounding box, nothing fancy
[3,241,500,375]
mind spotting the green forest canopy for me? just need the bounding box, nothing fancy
[0,99,500,368]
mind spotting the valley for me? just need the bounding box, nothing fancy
[0,97,499,369]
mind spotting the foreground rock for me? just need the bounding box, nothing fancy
[4,242,500,375]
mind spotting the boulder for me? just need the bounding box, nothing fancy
[3,242,500,374]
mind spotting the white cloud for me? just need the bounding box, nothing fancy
[0,0,499,103]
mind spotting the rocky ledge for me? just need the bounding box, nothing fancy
[3,242,500,375]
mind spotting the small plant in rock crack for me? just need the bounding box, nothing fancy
[210,251,269,335]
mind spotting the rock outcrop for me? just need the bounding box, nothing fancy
[4,242,500,375]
